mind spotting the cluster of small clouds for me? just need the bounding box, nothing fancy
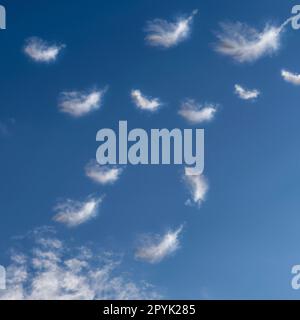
[9,9,300,299]
[23,14,294,67]
[0,231,159,300]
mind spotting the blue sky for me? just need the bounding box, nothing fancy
[1,0,300,299]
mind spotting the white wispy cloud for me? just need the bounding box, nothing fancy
[53,196,103,228]
[214,20,288,63]
[178,99,218,124]
[135,226,183,264]
[24,37,65,62]
[58,88,107,117]
[85,161,123,185]
[184,168,208,207]
[131,89,161,111]
[234,84,260,100]
[281,69,300,85]
[0,118,15,137]
[0,231,159,300]
[145,10,198,48]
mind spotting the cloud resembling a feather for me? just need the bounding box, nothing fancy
[58,88,107,117]
[178,99,218,124]
[234,84,260,100]
[145,10,198,48]
[53,196,104,228]
[24,37,65,63]
[85,161,123,185]
[135,226,183,264]
[214,20,289,63]
[184,168,208,207]
[131,89,161,111]
[281,69,300,85]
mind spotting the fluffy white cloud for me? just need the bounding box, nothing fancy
[234,84,260,100]
[24,37,65,62]
[85,161,123,185]
[145,10,198,48]
[131,89,161,111]
[178,99,218,124]
[135,226,183,264]
[184,168,208,207]
[281,69,300,85]
[0,231,159,300]
[214,21,286,63]
[58,88,106,117]
[53,196,103,228]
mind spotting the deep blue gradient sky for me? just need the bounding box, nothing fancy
[1,0,300,299]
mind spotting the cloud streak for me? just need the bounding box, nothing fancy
[281,69,300,85]
[234,84,260,100]
[24,37,65,63]
[179,99,218,124]
[53,196,103,228]
[145,10,198,48]
[135,226,183,264]
[0,118,15,137]
[58,88,107,117]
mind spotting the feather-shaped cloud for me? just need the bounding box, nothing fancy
[58,88,107,117]
[131,89,161,111]
[234,84,260,100]
[145,10,198,48]
[184,168,208,207]
[179,99,218,124]
[85,161,123,185]
[53,196,104,227]
[24,37,65,62]
[214,22,284,63]
[281,69,300,85]
[135,226,183,264]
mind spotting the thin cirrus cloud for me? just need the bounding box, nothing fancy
[0,230,159,300]
[184,167,209,207]
[53,196,104,228]
[135,226,183,264]
[178,99,218,124]
[234,84,260,100]
[214,19,290,63]
[131,89,161,111]
[145,9,198,48]
[58,87,107,117]
[281,69,300,85]
[24,37,65,63]
[0,118,15,137]
[85,161,123,185]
